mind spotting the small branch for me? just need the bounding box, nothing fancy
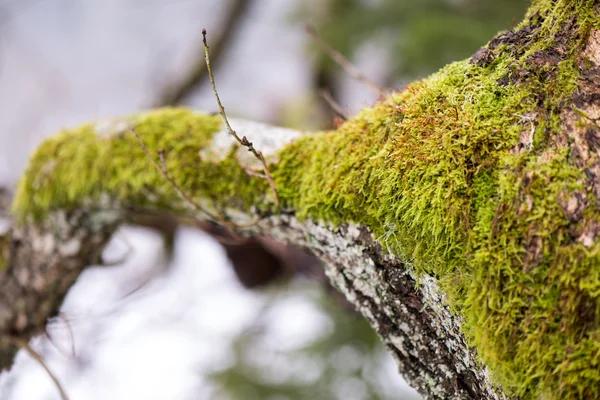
[130,129,222,223]
[131,132,254,238]
[242,170,267,179]
[151,0,252,107]
[203,29,280,209]
[5,335,69,400]
[305,24,385,96]
[234,152,267,178]
[318,88,349,120]
[46,313,77,359]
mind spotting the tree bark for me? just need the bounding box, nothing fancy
[1,1,599,399]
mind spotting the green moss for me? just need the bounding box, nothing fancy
[12,108,269,222]
[275,1,599,398]
[10,1,600,399]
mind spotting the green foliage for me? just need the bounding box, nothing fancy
[12,108,269,222]
[299,0,528,79]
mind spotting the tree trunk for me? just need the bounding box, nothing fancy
[1,1,599,399]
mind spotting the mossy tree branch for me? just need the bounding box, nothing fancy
[1,1,599,399]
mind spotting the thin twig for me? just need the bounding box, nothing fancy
[203,28,281,209]
[7,335,69,400]
[305,24,385,96]
[234,151,266,177]
[44,314,76,360]
[131,129,222,223]
[151,0,252,107]
[59,313,76,358]
[318,88,349,120]
[132,132,248,237]
[243,170,267,179]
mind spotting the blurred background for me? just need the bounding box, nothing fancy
[0,0,527,399]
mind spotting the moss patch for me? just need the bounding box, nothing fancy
[13,108,269,222]
[276,1,599,398]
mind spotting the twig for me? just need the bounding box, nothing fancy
[44,312,77,360]
[203,28,280,209]
[132,132,250,237]
[131,129,222,223]
[6,335,69,400]
[318,88,349,120]
[157,149,255,231]
[58,313,76,358]
[233,150,266,177]
[305,24,385,96]
[151,0,252,107]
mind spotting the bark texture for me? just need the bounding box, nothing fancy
[0,207,119,370]
[0,120,506,400]
[253,215,503,399]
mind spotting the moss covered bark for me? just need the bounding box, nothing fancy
[6,0,600,398]
[277,1,600,398]
[12,109,271,222]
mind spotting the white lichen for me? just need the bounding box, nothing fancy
[93,117,134,139]
[199,118,304,167]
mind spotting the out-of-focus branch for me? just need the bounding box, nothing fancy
[0,208,121,371]
[0,187,12,216]
[6,335,69,400]
[305,24,385,96]
[318,88,348,120]
[151,0,252,107]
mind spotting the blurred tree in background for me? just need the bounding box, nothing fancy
[300,0,528,83]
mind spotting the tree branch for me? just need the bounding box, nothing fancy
[1,2,599,399]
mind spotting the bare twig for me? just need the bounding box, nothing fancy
[305,24,385,96]
[45,312,77,360]
[242,169,267,179]
[151,0,252,107]
[131,129,222,223]
[132,132,251,237]
[203,28,280,209]
[6,335,69,400]
[233,150,266,177]
[318,88,349,120]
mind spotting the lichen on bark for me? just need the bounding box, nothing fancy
[11,108,276,223]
